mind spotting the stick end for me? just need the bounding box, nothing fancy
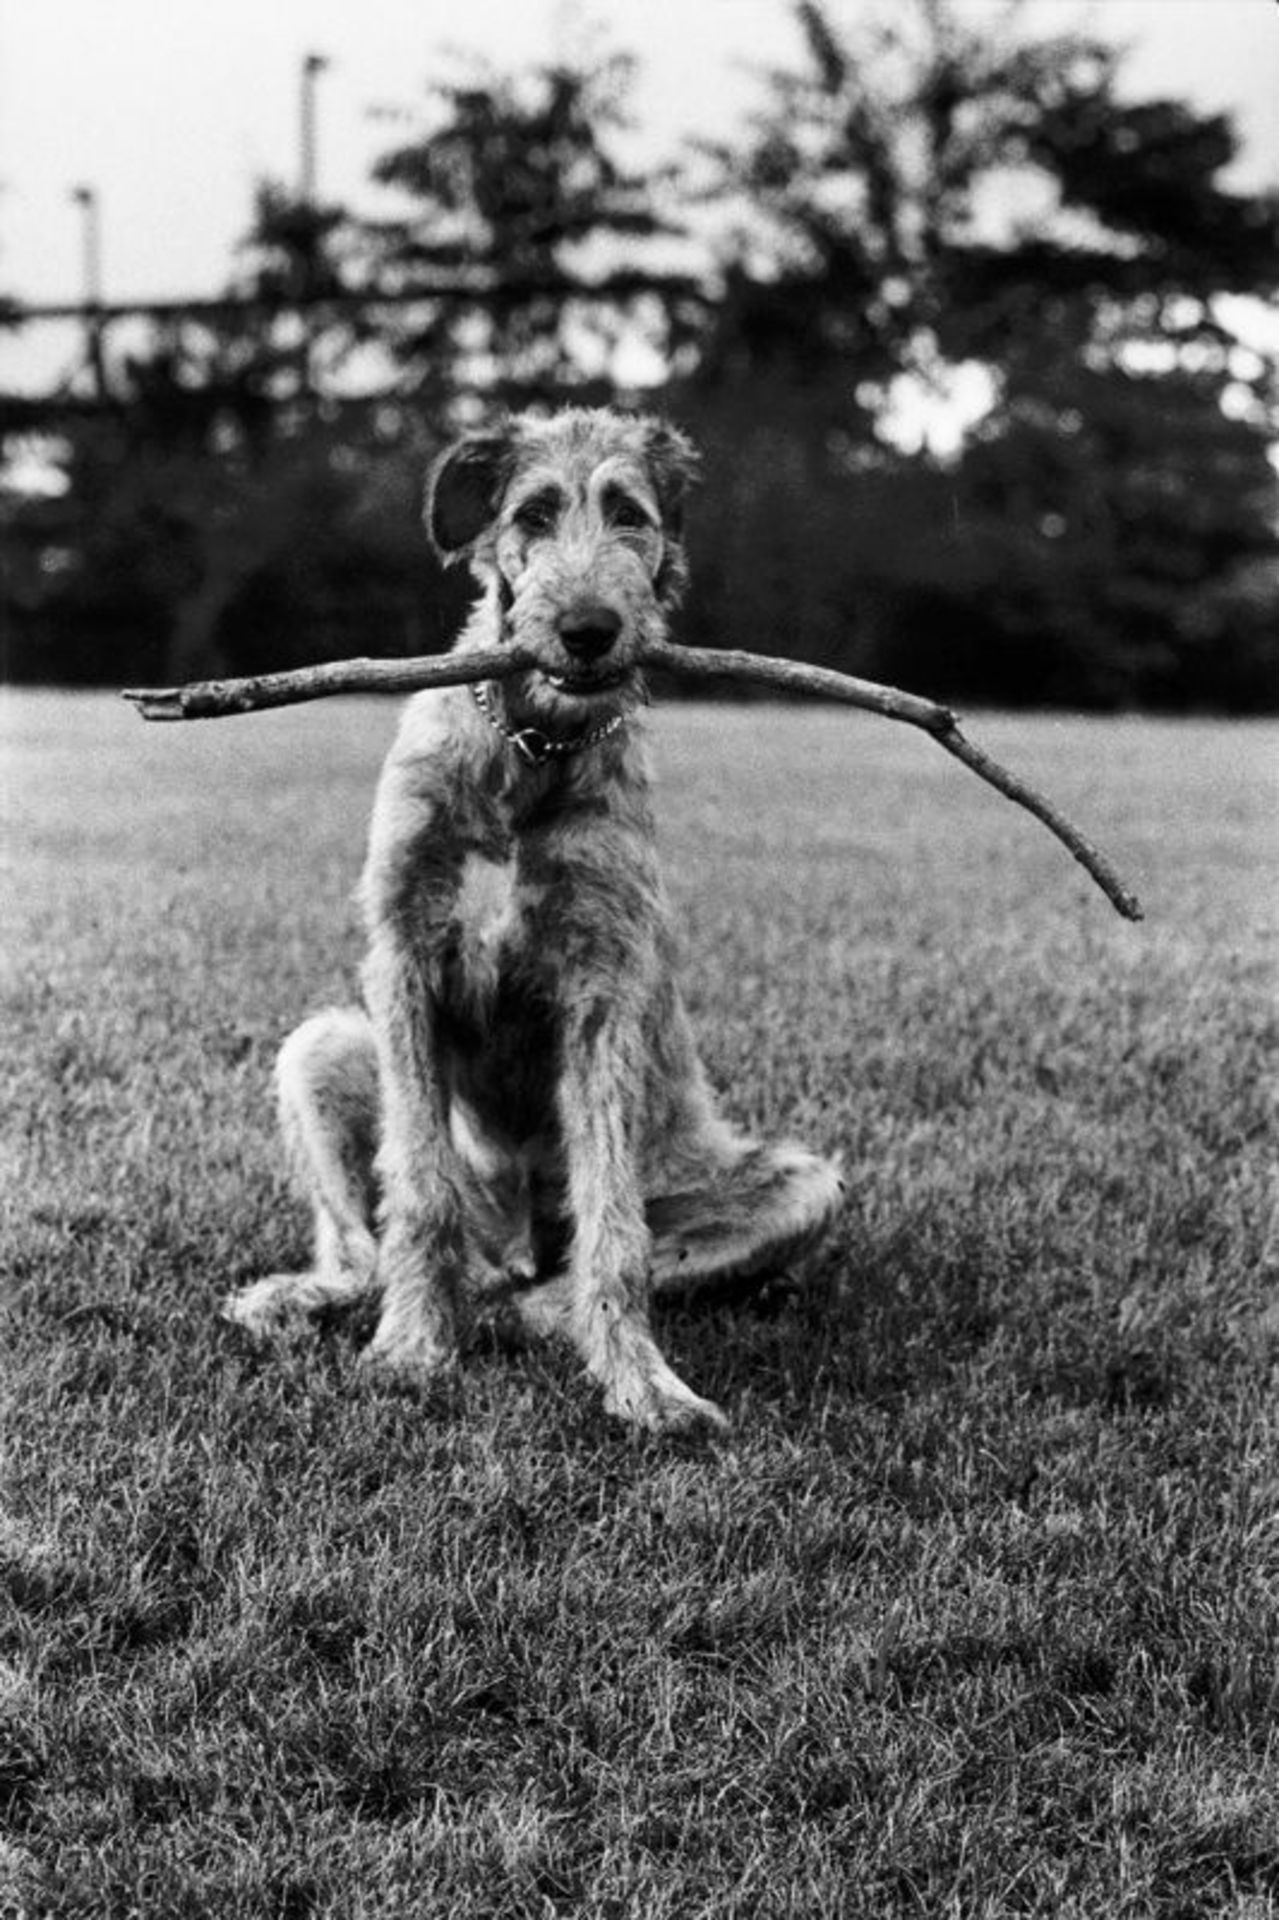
[121,688,183,721]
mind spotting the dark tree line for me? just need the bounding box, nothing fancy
[3,0,1277,709]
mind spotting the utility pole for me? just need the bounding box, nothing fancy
[300,53,330,205]
[297,54,331,401]
[69,184,107,397]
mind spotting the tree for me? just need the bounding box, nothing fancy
[1,176,429,687]
[698,2,1278,398]
[682,0,1279,707]
[230,179,364,401]
[362,49,697,410]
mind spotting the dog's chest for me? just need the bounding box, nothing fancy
[438,849,558,1142]
[446,851,538,1005]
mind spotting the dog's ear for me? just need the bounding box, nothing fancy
[425,429,516,561]
[644,420,700,606]
[643,420,700,539]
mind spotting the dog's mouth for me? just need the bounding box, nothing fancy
[540,667,632,697]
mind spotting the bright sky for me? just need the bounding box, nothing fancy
[1,0,1276,397]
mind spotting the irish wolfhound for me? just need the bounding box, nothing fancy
[224,408,843,1430]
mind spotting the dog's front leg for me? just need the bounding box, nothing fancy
[558,995,727,1433]
[360,932,466,1381]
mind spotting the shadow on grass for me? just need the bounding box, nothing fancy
[654,1223,1004,1416]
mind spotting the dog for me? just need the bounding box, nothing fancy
[224,407,843,1430]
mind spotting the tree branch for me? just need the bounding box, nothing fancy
[121,646,534,720]
[642,641,1145,922]
[122,639,1144,920]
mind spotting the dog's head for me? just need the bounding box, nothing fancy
[426,408,699,725]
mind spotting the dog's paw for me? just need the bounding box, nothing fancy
[603,1360,728,1436]
[359,1326,459,1389]
[221,1275,314,1338]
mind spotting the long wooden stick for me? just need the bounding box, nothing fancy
[122,640,1144,920]
[121,645,535,720]
[641,641,1144,921]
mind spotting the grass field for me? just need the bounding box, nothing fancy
[3,688,1277,1918]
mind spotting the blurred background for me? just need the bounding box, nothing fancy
[1,0,1276,710]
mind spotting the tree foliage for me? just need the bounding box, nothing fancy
[679,0,1278,706]
[360,53,694,409]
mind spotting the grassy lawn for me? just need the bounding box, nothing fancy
[3,687,1277,1918]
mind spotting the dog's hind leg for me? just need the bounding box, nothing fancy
[646,1127,844,1302]
[223,1008,380,1333]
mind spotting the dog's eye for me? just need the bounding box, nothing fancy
[606,492,652,532]
[514,495,559,536]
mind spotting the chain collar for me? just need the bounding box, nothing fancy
[471,680,625,767]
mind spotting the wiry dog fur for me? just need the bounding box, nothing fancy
[224,408,843,1430]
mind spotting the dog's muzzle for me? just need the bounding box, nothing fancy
[558,604,622,662]
[544,605,629,694]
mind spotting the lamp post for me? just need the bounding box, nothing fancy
[300,54,330,206]
[69,184,106,396]
[297,55,332,399]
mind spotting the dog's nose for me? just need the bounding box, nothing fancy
[557,605,622,661]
